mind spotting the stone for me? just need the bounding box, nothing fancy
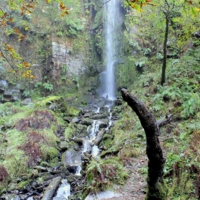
[0,88,4,94]
[59,141,68,151]
[72,117,80,123]
[1,194,20,200]
[81,118,93,126]
[99,119,109,128]
[62,149,82,169]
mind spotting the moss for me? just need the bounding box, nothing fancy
[64,123,76,139]
[17,180,30,189]
[66,106,81,117]
[6,129,26,147]
[40,145,59,162]
[3,151,28,178]
[34,96,63,107]
[49,157,59,167]
[3,108,33,127]
[102,138,113,149]
[40,129,60,147]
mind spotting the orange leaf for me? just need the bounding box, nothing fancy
[23,61,31,68]
[2,20,7,26]
[8,18,14,22]
[13,28,20,34]
[60,2,66,10]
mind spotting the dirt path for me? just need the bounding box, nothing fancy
[103,156,148,200]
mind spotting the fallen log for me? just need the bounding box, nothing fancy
[42,176,62,200]
[93,128,106,145]
[72,128,106,147]
[157,114,173,128]
[121,88,167,200]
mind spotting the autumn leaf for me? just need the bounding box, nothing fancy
[2,20,7,26]
[60,2,66,10]
[13,28,20,34]
[23,61,31,68]
[8,18,14,23]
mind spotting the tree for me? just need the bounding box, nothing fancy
[0,0,69,79]
[161,0,175,85]
[126,0,200,85]
[121,88,168,200]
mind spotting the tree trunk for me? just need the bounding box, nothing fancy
[161,12,169,86]
[121,89,167,200]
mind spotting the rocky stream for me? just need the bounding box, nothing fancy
[0,97,123,200]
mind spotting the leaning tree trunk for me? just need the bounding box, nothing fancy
[121,89,167,200]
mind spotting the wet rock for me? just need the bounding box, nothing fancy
[3,91,12,100]
[0,88,4,94]
[72,117,80,123]
[27,197,34,200]
[114,99,122,106]
[81,118,93,126]
[1,194,20,200]
[83,112,92,118]
[34,166,48,172]
[22,98,32,105]
[66,106,81,117]
[0,80,8,88]
[59,141,68,151]
[99,119,109,128]
[92,113,108,119]
[62,149,82,170]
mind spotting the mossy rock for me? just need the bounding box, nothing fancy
[40,145,59,166]
[66,106,81,117]
[64,123,77,139]
[2,150,28,179]
[17,180,30,190]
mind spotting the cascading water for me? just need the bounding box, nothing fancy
[52,1,122,199]
[100,0,121,100]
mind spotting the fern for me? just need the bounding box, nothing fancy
[35,96,62,107]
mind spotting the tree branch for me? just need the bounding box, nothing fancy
[121,88,167,200]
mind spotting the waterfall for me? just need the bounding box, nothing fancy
[101,0,121,100]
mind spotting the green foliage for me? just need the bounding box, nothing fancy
[64,122,76,139]
[85,157,128,193]
[35,81,53,92]
[181,93,200,118]
[65,18,84,37]
[34,96,62,107]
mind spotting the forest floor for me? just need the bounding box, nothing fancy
[103,155,148,200]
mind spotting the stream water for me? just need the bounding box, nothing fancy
[0,0,123,199]
[55,0,123,199]
[54,106,114,200]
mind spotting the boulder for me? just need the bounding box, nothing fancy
[81,118,93,126]
[62,149,82,170]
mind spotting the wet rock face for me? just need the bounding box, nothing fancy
[0,80,24,103]
[52,42,85,78]
[62,149,82,170]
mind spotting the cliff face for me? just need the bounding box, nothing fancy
[0,0,137,100]
[0,0,94,97]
